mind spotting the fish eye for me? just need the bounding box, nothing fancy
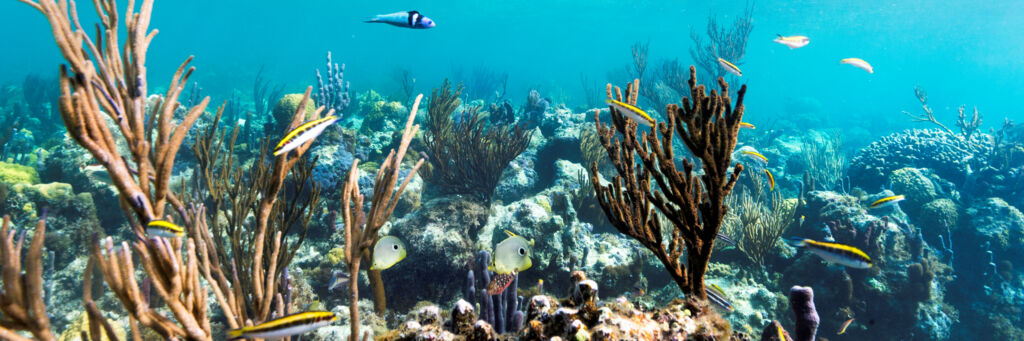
[392,244,399,250]
[518,247,526,255]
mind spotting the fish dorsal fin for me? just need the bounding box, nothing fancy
[504,230,517,237]
[408,10,419,15]
[777,33,783,38]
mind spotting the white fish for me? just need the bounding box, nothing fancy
[788,238,872,269]
[773,34,810,49]
[273,116,339,156]
[841,58,873,74]
[227,311,337,340]
[370,236,407,270]
[717,58,742,77]
[489,230,533,274]
[606,99,654,126]
[365,11,436,29]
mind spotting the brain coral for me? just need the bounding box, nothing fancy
[849,129,991,189]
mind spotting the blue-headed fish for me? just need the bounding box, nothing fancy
[365,11,436,29]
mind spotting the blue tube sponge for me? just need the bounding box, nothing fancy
[789,286,819,341]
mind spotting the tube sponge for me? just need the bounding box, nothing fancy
[789,286,819,341]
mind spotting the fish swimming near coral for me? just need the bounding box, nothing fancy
[328,270,349,291]
[837,317,855,335]
[365,11,436,29]
[146,220,184,238]
[841,58,874,73]
[227,311,337,340]
[273,116,339,156]
[489,230,533,274]
[740,122,755,129]
[486,270,517,295]
[735,147,768,168]
[869,194,905,209]
[717,57,742,76]
[606,99,654,126]
[715,233,738,247]
[370,236,407,270]
[788,238,872,269]
[705,283,734,312]
[764,169,776,191]
[773,34,810,49]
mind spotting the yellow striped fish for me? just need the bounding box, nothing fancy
[837,317,855,335]
[273,116,340,156]
[764,169,775,191]
[740,122,755,129]
[606,99,654,126]
[788,238,872,269]
[227,311,337,340]
[146,220,184,238]
[870,195,905,209]
[773,34,810,49]
[740,150,768,167]
[841,58,873,74]
[705,283,734,312]
[717,57,742,77]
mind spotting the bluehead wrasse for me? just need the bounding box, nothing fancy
[764,169,775,190]
[740,122,755,129]
[837,317,855,335]
[715,233,737,247]
[273,116,340,156]
[146,220,184,238]
[841,58,873,74]
[705,283,734,312]
[788,238,872,269]
[606,99,654,126]
[869,195,905,209]
[227,311,337,340]
[773,34,810,49]
[741,150,769,165]
[717,58,742,77]
[365,11,436,29]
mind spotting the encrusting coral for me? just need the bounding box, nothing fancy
[591,66,745,298]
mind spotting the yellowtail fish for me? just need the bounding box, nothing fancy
[837,317,855,335]
[489,230,533,274]
[777,323,787,340]
[764,169,775,191]
[773,34,810,49]
[227,311,337,340]
[870,195,905,209]
[740,122,755,129]
[273,116,340,156]
[705,283,734,312]
[740,150,769,167]
[370,236,407,270]
[717,57,742,76]
[605,98,654,126]
[788,238,872,269]
[841,58,873,74]
[486,270,517,295]
[146,220,184,238]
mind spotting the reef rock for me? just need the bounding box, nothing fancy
[850,129,991,189]
[967,197,1024,259]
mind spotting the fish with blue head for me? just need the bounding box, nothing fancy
[366,11,436,29]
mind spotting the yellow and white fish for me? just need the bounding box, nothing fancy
[369,236,407,270]
[146,220,184,238]
[740,122,756,129]
[841,58,873,74]
[773,34,809,49]
[764,169,776,191]
[273,116,339,156]
[870,195,905,209]
[227,311,337,340]
[717,57,742,77]
[735,147,768,168]
[705,283,734,312]
[489,230,533,274]
[788,238,872,269]
[606,99,654,126]
[837,317,855,335]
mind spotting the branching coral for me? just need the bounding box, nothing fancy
[801,130,848,192]
[956,105,982,140]
[903,86,954,134]
[0,214,56,341]
[737,191,795,267]
[422,80,532,205]
[591,66,745,297]
[689,3,755,82]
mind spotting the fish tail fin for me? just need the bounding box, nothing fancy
[364,16,381,23]
[786,237,807,247]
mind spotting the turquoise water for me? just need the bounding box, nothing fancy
[2,1,1024,340]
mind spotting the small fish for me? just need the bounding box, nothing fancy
[773,34,810,49]
[365,11,436,29]
[146,220,184,238]
[777,323,788,341]
[486,271,517,295]
[837,317,855,335]
[716,233,737,247]
[841,58,874,74]
[369,236,407,270]
[489,230,533,274]
[740,122,756,129]
[606,99,654,126]
[799,215,806,227]
[788,238,872,269]
[741,150,769,167]
[227,311,338,340]
[870,195,905,209]
[764,169,775,191]
[328,270,349,291]
[273,116,340,156]
[705,283,734,312]
[537,279,544,294]
[717,58,742,77]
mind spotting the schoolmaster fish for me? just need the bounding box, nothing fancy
[365,11,436,29]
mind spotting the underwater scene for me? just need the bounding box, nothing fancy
[1,0,1022,340]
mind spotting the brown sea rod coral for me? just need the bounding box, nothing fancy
[591,66,745,298]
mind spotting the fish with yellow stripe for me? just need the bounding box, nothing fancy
[841,58,873,74]
[787,238,872,269]
[870,195,905,209]
[740,122,755,129]
[773,34,810,49]
[705,283,734,312]
[717,57,742,77]
[146,220,184,238]
[764,169,775,191]
[606,98,654,126]
[227,311,337,340]
[273,116,340,156]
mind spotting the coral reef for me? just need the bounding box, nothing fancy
[314,51,352,115]
[849,129,992,189]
